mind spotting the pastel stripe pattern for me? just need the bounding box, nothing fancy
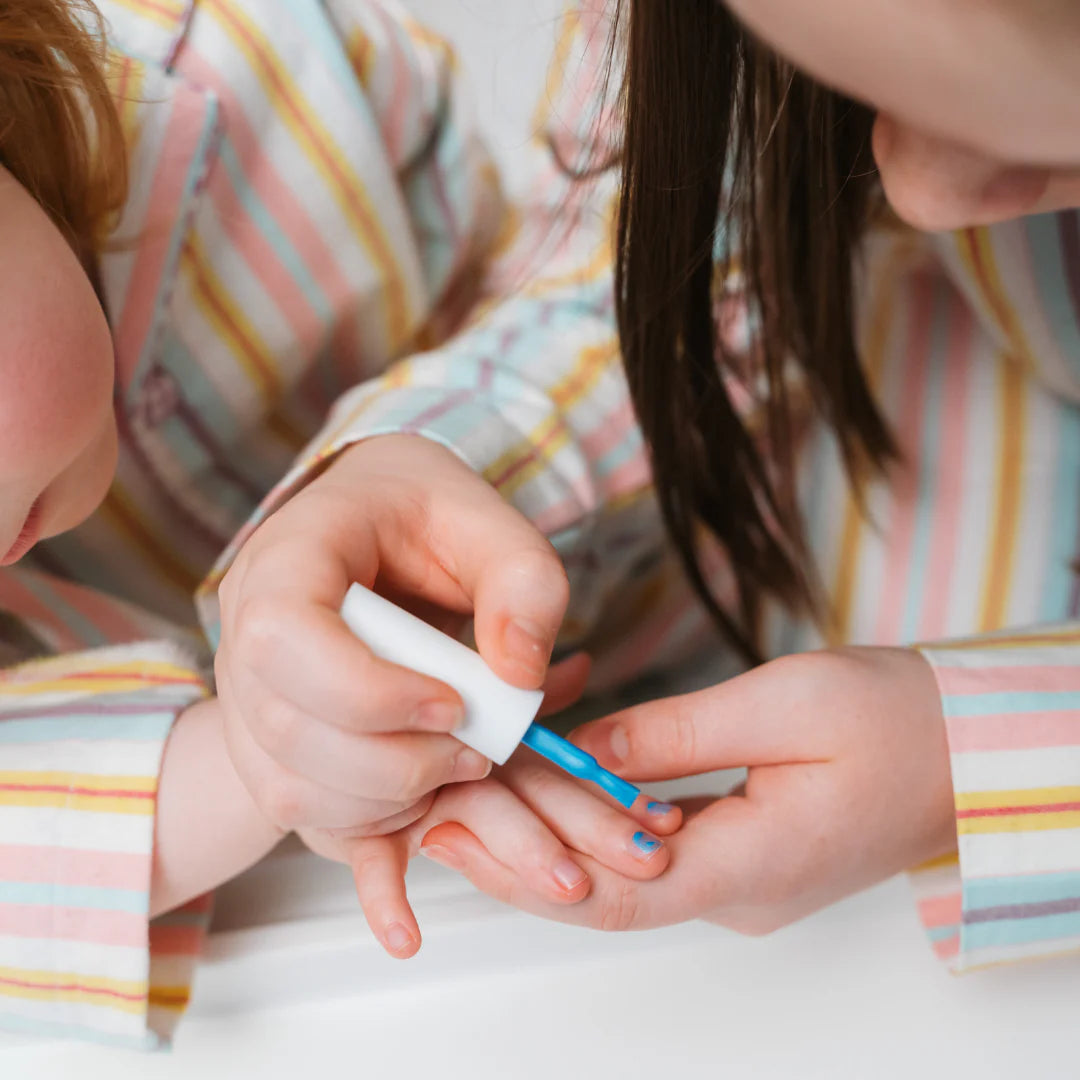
[1,0,504,1047]
[0,644,208,1046]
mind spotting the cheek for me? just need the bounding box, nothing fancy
[0,282,115,489]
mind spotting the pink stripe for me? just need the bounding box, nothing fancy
[0,847,149,891]
[149,925,204,954]
[933,935,961,960]
[874,272,934,643]
[0,575,82,653]
[917,298,974,639]
[25,574,146,647]
[0,904,146,947]
[371,3,409,166]
[114,87,211,389]
[935,664,1080,696]
[918,892,963,929]
[175,49,367,354]
[948,710,1080,753]
[204,155,324,354]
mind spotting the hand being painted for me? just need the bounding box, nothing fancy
[297,654,684,958]
[408,647,956,937]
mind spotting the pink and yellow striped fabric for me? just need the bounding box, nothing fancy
[0,0,502,1046]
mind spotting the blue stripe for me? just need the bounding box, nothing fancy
[0,882,146,914]
[925,923,959,943]
[963,912,1080,951]
[1026,212,1080,382]
[942,690,1080,716]
[10,575,111,652]
[0,713,176,745]
[0,1010,160,1050]
[966,870,1080,911]
[1041,403,1080,620]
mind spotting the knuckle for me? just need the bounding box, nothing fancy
[234,596,287,663]
[258,775,305,827]
[598,880,640,933]
[667,697,699,773]
[256,700,301,758]
[388,754,439,804]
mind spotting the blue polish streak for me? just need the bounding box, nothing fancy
[646,801,675,815]
[520,724,640,808]
[631,831,661,856]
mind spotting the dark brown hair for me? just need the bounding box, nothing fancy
[614,1,894,661]
[0,0,127,272]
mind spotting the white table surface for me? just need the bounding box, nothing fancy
[2,842,1077,1079]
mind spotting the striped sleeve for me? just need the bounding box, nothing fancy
[194,3,721,684]
[0,644,210,1048]
[912,625,1080,971]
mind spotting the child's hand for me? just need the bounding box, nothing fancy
[299,758,683,958]
[414,648,956,938]
[215,435,571,837]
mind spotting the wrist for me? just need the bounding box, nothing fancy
[151,697,286,916]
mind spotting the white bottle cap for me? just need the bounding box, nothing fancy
[339,583,544,765]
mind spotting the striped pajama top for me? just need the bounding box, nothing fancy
[1,0,1079,1047]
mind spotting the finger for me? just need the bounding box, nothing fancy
[500,754,684,837]
[347,836,421,958]
[497,760,672,881]
[431,793,779,932]
[322,791,437,840]
[240,692,490,802]
[416,780,591,904]
[569,660,819,782]
[224,708,426,829]
[227,602,466,735]
[426,491,570,690]
[538,652,592,717]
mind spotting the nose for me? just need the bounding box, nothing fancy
[872,114,1051,232]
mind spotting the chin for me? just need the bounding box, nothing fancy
[42,418,119,541]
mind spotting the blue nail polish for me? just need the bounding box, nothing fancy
[646,801,675,815]
[631,831,662,858]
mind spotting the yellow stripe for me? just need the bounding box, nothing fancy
[482,341,616,498]
[204,0,413,349]
[106,0,185,29]
[913,851,961,873]
[185,234,282,400]
[921,629,1080,652]
[959,811,1080,835]
[531,8,581,134]
[0,966,147,1013]
[957,786,1080,812]
[0,791,152,814]
[0,771,156,793]
[829,240,914,643]
[978,352,1025,631]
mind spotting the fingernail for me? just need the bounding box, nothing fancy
[452,747,492,782]
[646,801,676,816]
[420,843,465,872]
[552,857,588,893]
[385,923,414,953]
[609,724,630,764]
[629,831,663,862]
[503,617,550,675]
[413,700,464,732]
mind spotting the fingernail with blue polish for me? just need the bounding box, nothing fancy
[630,830,663,862]
[646,801,676,816]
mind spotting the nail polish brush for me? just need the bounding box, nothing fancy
[339,583,640,807]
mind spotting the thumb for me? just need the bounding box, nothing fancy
[570,665,813,782]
